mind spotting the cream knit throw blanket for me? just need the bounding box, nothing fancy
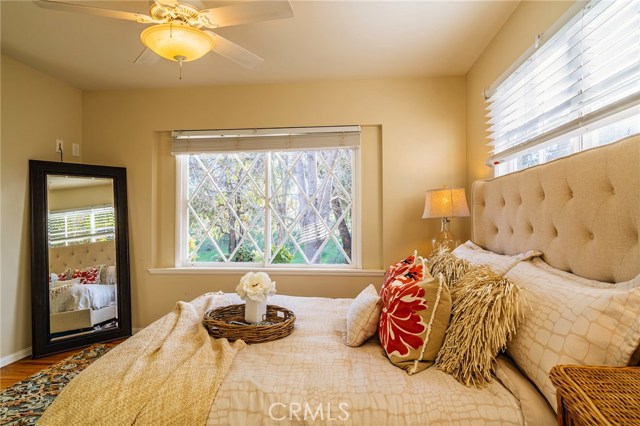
[39,292,245,426]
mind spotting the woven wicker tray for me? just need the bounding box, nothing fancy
[203,304,295,344]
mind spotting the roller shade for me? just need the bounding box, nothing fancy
[171,126,361,154]
[486,0,640,166]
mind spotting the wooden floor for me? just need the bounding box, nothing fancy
[0,339,125,391]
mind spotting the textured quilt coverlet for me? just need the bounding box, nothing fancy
[208,294,525,425]
[38,292,245,426]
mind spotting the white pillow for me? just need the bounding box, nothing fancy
[452,240,541,275]
[494,355,557,425]
[52,278,82,288]
[527,257,621,289]
[505,260,640,411]
[107,265,117,285]
[345,284,381,347]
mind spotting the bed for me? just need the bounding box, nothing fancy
[49,284,117,334]
[38,134,640,426]
[48,241,118,335]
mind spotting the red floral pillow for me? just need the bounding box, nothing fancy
[72,266,99,284]
[53,269,72,281]
[379,260,451,375]
[380,252,422,300]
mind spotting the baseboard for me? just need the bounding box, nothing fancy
[0,330,142,367]
[1,347,32,367]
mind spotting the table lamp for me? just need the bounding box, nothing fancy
[422,186,470,251]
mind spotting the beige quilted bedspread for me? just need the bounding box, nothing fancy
[207,294,525,425]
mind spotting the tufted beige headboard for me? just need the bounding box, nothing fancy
[48,240,116,274]
[472,134,639,284]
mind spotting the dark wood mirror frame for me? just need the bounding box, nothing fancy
[29,160,132,358]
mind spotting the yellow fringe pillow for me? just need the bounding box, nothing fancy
[435,266,525,388]
[427,246,474,287]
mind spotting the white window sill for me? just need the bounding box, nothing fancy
[148,267,385,277]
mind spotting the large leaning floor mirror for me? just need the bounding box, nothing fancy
[29,160,132,358]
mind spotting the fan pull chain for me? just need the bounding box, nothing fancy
[169,22,184,80]
[176,55,186,79]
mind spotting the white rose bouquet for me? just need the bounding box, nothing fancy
[236,272,276,303]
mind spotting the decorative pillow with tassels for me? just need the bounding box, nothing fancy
[435,265,525,388]
[379,260,451,375]
[427,246,475,287]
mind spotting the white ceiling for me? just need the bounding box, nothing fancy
[1,0,519,90]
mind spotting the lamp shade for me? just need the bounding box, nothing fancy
[422,187,470,219]
[140,23,214,62]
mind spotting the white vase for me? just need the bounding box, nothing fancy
[244,299,267,324]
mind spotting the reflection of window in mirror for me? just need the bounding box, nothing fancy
[47,176,115,247]
[48,207,115,247]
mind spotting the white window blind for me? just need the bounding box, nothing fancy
[486,0,640,173]
[171,126,361,154]
[48,206,115,247]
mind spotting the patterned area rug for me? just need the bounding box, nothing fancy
[0,344,113,426]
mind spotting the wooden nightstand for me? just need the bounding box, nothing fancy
[549,365,640,426]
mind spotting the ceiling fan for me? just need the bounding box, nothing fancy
[34,0,294,69]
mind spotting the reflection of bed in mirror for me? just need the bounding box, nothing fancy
[48,240,118,339]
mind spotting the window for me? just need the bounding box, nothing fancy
[487,0,640,177]
[174,127,360,268]
[48,206,115,247]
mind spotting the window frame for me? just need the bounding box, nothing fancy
[175,147,362,271]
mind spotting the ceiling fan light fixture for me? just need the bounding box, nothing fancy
[140,23,213,62]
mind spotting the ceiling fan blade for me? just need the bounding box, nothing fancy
[205,32,264,69]
[34,0,155,23]
[197,1,293,29]
[134,48,160,64]
[154,0,178,9]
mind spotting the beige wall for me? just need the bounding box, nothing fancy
[466,1,574,189]
[82,77,467,329]
[1,56,82,360]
